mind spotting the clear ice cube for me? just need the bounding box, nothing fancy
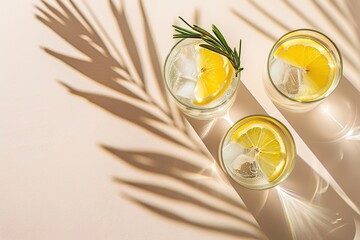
[229,154,262,179]
[173,44,198,79]
[270,58,303,97]
[222,142,247,163]
[172,76,196,100]
[282,66,302,95]
[270,58,288,85]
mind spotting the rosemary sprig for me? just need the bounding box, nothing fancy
[172,16,243,76]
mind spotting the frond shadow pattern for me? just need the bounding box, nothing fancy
[35,0,262,238]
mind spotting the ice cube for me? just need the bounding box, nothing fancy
[270,58,288,85]
[229,154,262,179]
[173,76,196,100]
[173,44,198,78]
[222,142,247,163]
[281,66,302,95]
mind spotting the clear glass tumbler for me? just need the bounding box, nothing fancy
[264,29,342,111]
[164,39,241,120]
[219,115,296,190]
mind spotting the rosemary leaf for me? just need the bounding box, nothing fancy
[172,16,243,76]
[199,44,227,57]
[211,25,232,54]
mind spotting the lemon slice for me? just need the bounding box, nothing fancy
[231,121,286,182]
[193,47,234,105]
[275,38,335,101]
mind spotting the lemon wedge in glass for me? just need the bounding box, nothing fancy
[193,48,234,105]
[231,121,286,182]
[275,38,335,101]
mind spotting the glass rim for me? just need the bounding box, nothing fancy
[163,38,241,111]
[219,114,297,190]
[266,28,343,104]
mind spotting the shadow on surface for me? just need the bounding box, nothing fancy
[196,80,356,239]
[233,0,360,207]
[276,154,355,240]
[271,77,360,209]
[230,1,360,238]
[35,0,264,238]
[233,0,360,79]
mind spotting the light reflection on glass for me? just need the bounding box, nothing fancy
[345,126,360,141]
[198,119,216,139]
[311,100,357,142]
[276,186,347,239]
[190,162,222,181]
[221,111,235,127]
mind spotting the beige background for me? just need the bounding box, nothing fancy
[1,0,359,239]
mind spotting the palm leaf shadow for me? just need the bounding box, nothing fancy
[36,0,203,151]
[110,0,145,88]
[106,147,261,238]
[102,146,246,210]
[35,0,261,238]
[114,178,253,225]
[59,82,196,150]
[232,0,359,75]
[123,193,260,239]
[36,0,141,100]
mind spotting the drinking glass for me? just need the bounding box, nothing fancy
[264,29,342,111]
[164,39,241,120]
[219,115,296,190]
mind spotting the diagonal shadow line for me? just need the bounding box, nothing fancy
[329,0,356,27]
[279,0,359,74]
[280,0,316,29]
[122,193,263,239]
[233,0,359,78]
[37,0,261,237]
[59,83,195,150]
[37,0,208,151]
[110,0,145,85]
[45,48,140,100]
[345,0,360,28]
[193,8,200,26]
[36,3,143,99]
[37,0,110,59]
[230,9,276,41]
[39,0,67,23]
[310,0,358,51]
[138,0,173,116]
[101,146,247,210]
[80,0,127,70]
[246,0,290,31]
[68,0,110,53]
[344,0,360,50]
[114,178,257,226]
[36,1,128,77]
[234,0,360,216]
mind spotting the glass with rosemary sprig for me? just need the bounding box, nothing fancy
[163,17,243,120]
